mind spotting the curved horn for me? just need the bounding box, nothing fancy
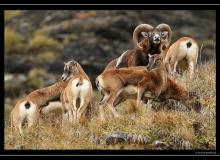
[133,24,154,49]
[156,23,172,47]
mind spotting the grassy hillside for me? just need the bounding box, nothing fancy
[4,61,216,150]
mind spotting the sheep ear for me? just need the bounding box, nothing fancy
[64,62,67,65]
[141,32,149,38]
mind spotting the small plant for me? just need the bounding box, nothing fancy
[27,68,46,89]
[36,51,57,63]
[4,28,26,54]
[29,35,60,52]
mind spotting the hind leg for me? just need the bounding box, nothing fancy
[187,55,197,79]
[113,94,127,107]
[17,121,23,135]
[61,101,69,125]
[173,61,179,74]
[165,63,172,75]
[98,90,111,121]
[146,99,152,112]
[13,114,24,135]
[72,98,78,123]
[106,90,122,118]
[137,80,150,109]
[26,107,39,132]
[16,108,26,135]
[64,102,73,123]
[77,98,90,122]
[187,60,194,79]
[137,87,146,109]
[61,93,68,124]
[169,57,178,76]
[12,116,23,135]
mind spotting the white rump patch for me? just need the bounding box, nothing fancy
[71,78,91,98]
[18,100,37,123]
[180,40,199,56]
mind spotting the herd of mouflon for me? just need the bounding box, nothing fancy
[9,23,202,135]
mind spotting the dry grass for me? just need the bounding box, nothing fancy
[4,60,216,150]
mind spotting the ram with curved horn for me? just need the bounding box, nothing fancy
[104,23,172,71]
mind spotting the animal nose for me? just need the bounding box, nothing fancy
[154,36,160,41]
[153,34,161,42]
[155,37,160,41]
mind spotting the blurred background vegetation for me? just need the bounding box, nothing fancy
[4,10,216,100]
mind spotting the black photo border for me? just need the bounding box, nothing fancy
[1,4,218,157]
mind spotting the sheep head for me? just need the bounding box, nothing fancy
[147,53,164,71]
[61,59,79,81]
[133,23,172,50]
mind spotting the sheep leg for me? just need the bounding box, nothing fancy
[106,90,122,118]
[137,78,150,109]
[18,122,23,135]
[27,108,39,130]
[99,90,110,106]
[113,94,126,107]
[147,99,152,111]
[173,61,178,75]
[99,104,105,121]
[64,104,73,124]
[98,90,111,121]
[67,106,73,122]
[188,61,194,79]
[72,99,78,123]
[165,63,172,75]
[77,98,89,122]
[137,87,145,109]
[61,93,68,124]
[62,110,69,125]
[12,114,23,134]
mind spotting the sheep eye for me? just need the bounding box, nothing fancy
[161,31,168,38]
[141,32,149,38]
